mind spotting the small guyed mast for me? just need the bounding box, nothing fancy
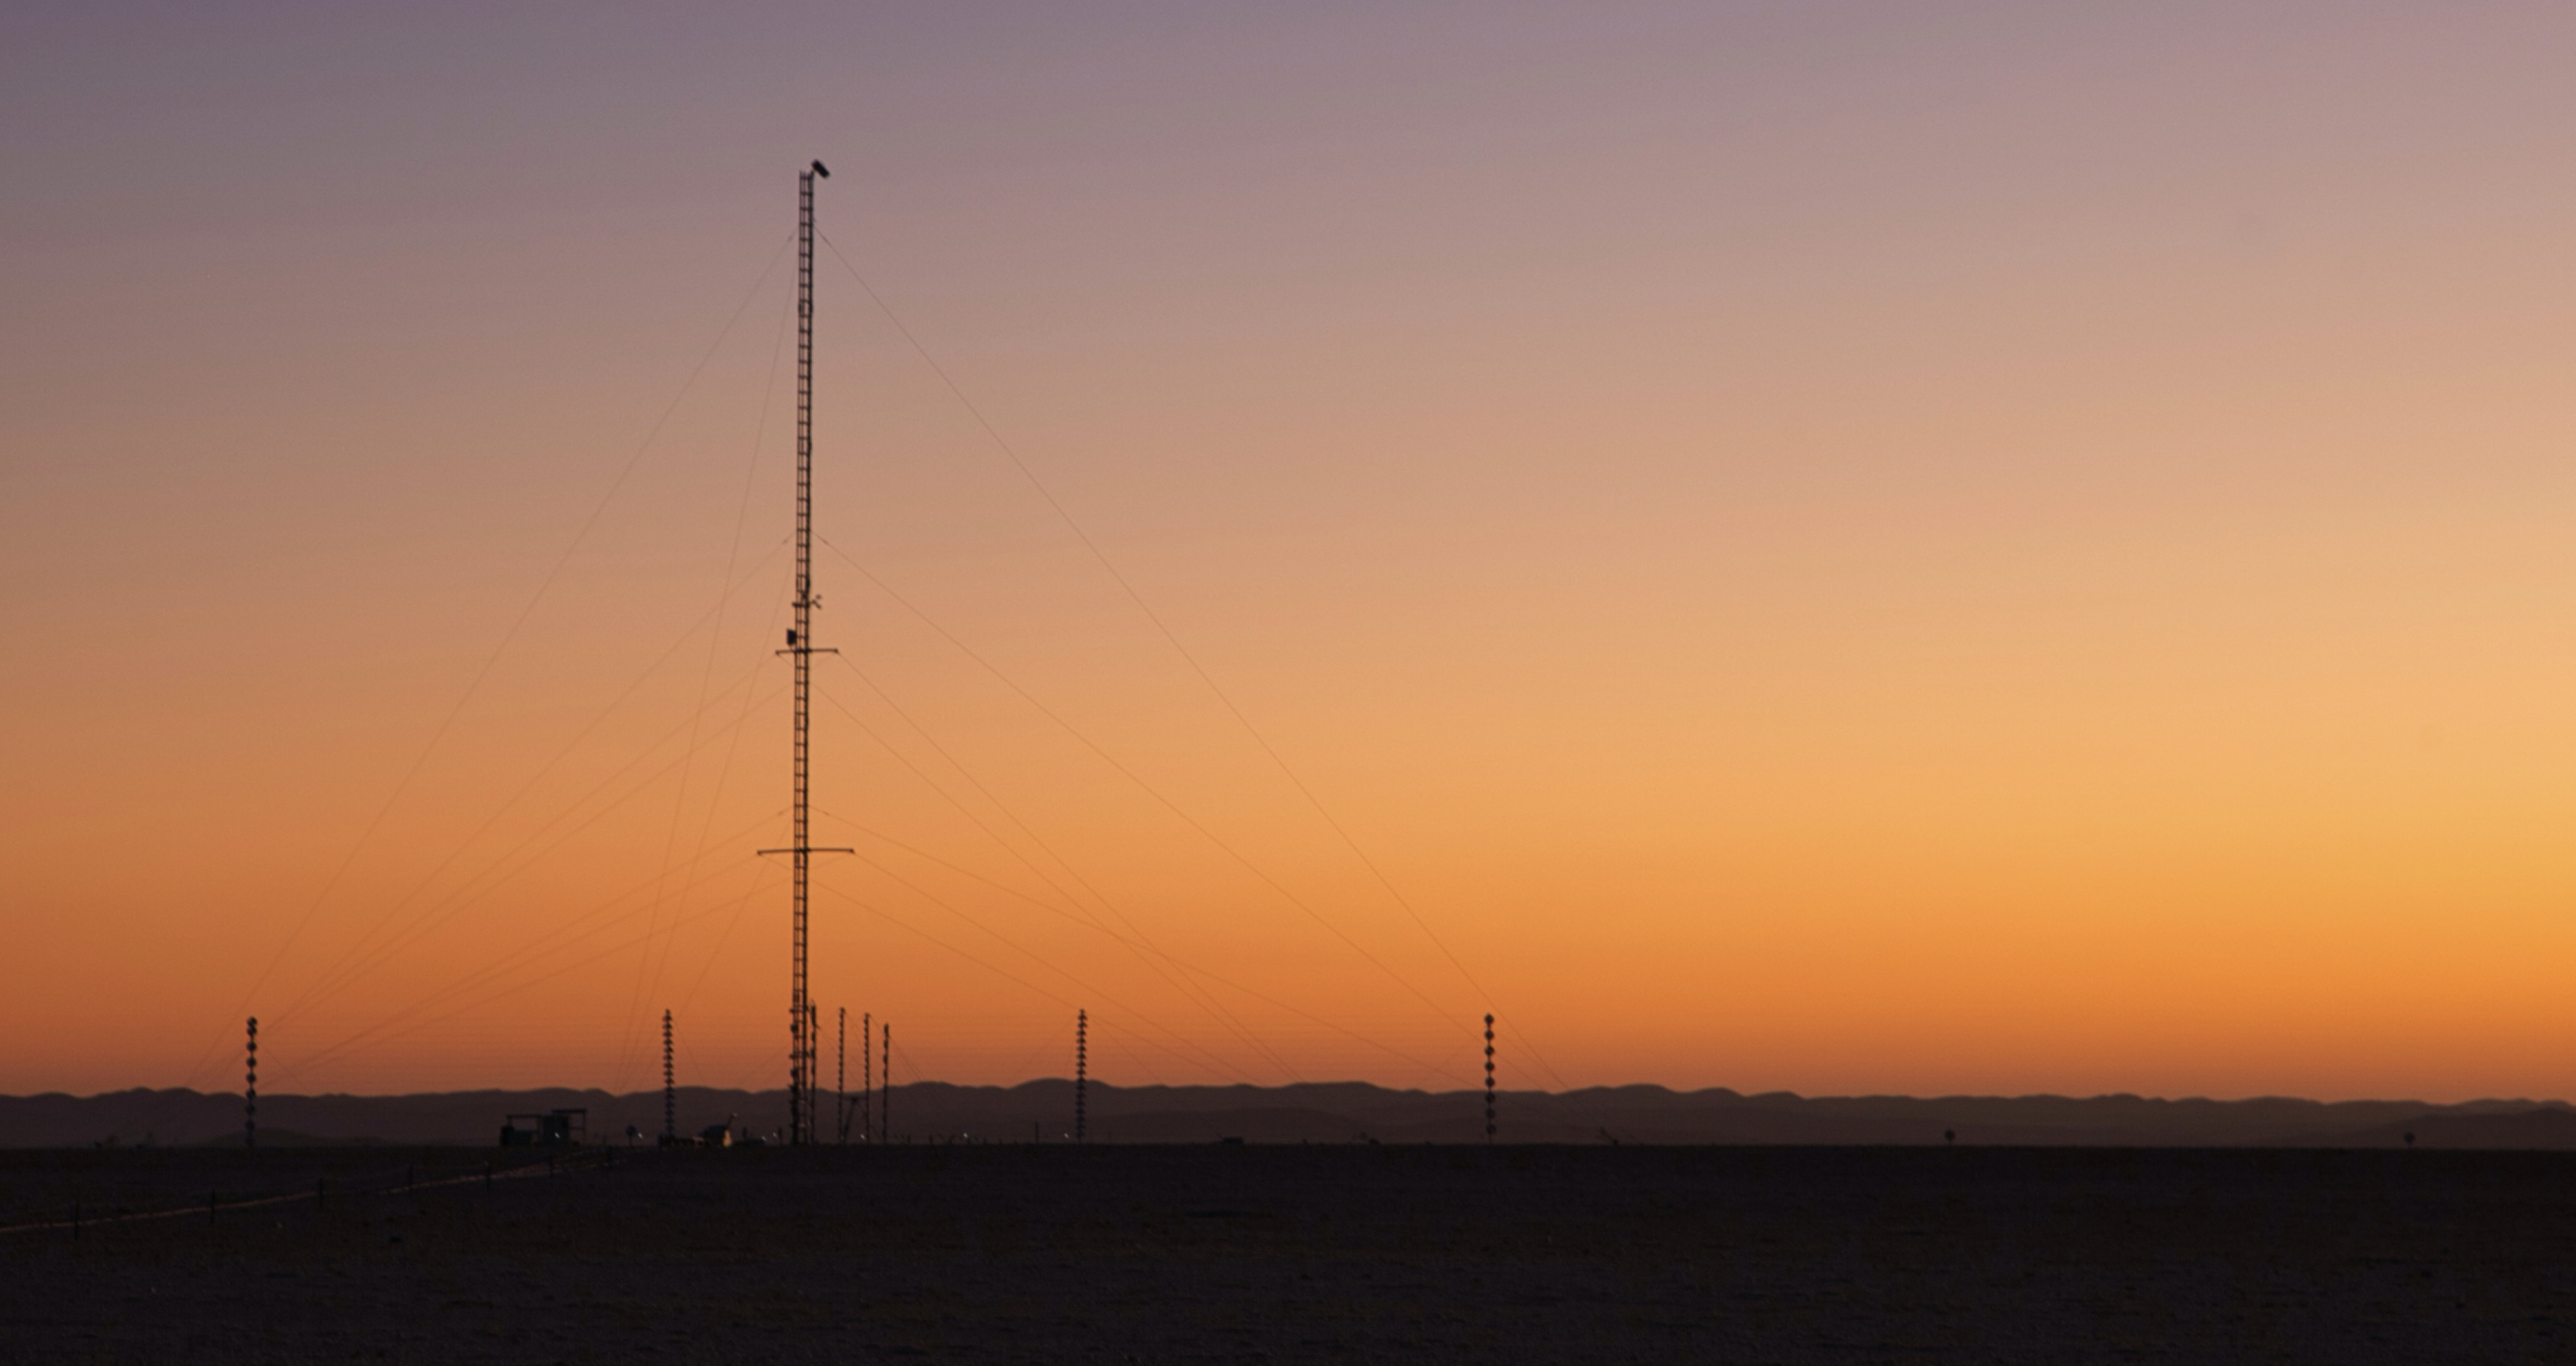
[762,160,849,1146]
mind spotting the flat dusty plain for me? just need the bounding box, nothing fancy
[3,1144,2573,1363]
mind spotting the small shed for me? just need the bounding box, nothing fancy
[499,1108,587,1147]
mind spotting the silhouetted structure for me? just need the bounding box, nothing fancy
[661,1009,676,1141]
[243,1016,258,1150]
[760,159,850,1147]
[785,157,821,1149]
[500,1108,587,1147]
[1483,1013,1496,1143]
[860,1011,872,1142]
[1075,1009,1089,1143]
[880,1022,891,1139]
[836,1005,848,1144]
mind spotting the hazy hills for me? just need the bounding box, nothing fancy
[8,1082,2575,1150]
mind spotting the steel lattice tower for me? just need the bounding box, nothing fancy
[662,1009,676,1141]
[789,162,817,1145]
[779,159,832,1146]
[244,1016,258,1150]
[1483,1013,1496,1143]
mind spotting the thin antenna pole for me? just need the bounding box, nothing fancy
[861,1010,872,1142]
[662,1009,676,1142]
[243,1017,258,1151]
[836,1005,848,1144]
[880,1021,890,1141]
[1075,1009,1088,1144]
[1483,1013,1496,1144]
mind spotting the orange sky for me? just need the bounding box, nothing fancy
[10,2,2576,1101]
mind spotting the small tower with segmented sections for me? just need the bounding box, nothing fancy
[661,1009,676,1142]
[244,1017,258,1150]
[1483,1014,1496,1144]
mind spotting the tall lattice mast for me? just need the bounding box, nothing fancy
[782,159,832,1145]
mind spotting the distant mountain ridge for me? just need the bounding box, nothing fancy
[7,1082,2572,1150]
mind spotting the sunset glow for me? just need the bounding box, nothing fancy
[10,2,2576,1103]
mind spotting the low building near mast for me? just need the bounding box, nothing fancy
[498,1108,587,1147]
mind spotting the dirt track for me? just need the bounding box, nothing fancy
[3,1144,2573,1363]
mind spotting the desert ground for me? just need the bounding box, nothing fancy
[3,1144,2573,1363]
